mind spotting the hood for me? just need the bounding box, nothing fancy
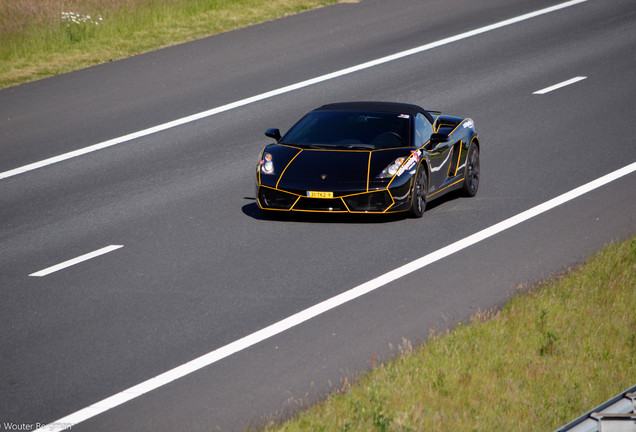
[281,150,370,187]
[259,144,415,192]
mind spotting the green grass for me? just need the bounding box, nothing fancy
[0,0,339,89]
[261,236,636,431]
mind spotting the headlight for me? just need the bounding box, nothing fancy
[260,153,274,175]
[376,157,405,179]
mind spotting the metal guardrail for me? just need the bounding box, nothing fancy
[554,385,636,432]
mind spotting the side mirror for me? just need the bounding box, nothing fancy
[430,133,449,143]
[265,128,281,141]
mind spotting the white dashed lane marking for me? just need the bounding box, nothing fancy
[29,245,124,277]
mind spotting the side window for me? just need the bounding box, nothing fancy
[414,113,434,147]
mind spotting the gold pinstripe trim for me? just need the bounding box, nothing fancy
[257,147,266,185]
[430,139,444,151]
[461,136,478,181]
[432,114,442,133]
[273,143,309,150]
[275,149,303,189]
[454,140,463,175]
[298,148,369,153]
[449,140,462,177]
[371,146,413,152]
[288,196,302,210]
[285,145,414,152]
[426,178,463,199]
[260,143,426,213]
[269,146,415,190]
[258,206,407,215]
[386,152,417,188]
[260,185,398,200]
[366,152,372,192]
[406,164,418,210]
[448,118,473,136]
[258,185,402,214]
[448,124,461,136]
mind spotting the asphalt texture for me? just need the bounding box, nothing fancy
[1,0,635,430]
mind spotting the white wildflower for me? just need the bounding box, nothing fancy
[60,11,104,26]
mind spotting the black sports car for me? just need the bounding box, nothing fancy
[256,101,479,217]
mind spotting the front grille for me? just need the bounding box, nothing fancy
[343,191,393,212]
[260,187,396,213]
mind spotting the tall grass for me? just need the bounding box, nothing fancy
[263,237,636,431]
[0,0,338,88]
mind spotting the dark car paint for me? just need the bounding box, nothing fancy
[256,102,479,215]
[258,146,414,192]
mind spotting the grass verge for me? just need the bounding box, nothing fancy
[0,0,339,89]
[261,236,636,431]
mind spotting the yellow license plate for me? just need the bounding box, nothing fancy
[307,191,333,198]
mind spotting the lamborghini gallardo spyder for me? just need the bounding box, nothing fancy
[256,101,479,217]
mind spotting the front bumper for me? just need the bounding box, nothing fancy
[256,180,413,214]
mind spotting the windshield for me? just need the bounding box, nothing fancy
[280,110,412,149]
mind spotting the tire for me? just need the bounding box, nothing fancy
[409,164,427,218]
[462,143,479,197]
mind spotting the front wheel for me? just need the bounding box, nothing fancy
[462,143,480,197]
[409,165,427,218]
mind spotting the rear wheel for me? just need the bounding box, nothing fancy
[462,143,479,197]
[409,165,427,218]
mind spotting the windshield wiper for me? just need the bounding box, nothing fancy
[307,143,375,150]
[280,142,317,148]
[345,144,374,150]
[308,143,338,149]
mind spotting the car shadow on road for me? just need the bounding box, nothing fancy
[241,192,470,224]
[241,199,408,224]
[423,189,465,212]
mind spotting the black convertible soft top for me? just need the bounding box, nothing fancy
[315,101,434,123]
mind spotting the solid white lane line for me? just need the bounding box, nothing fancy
[29,245,124,277]
[1,0,588,181]
[533,76,587,94]
[36,161,636,431]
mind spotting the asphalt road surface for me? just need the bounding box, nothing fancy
[1,0,634,430]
